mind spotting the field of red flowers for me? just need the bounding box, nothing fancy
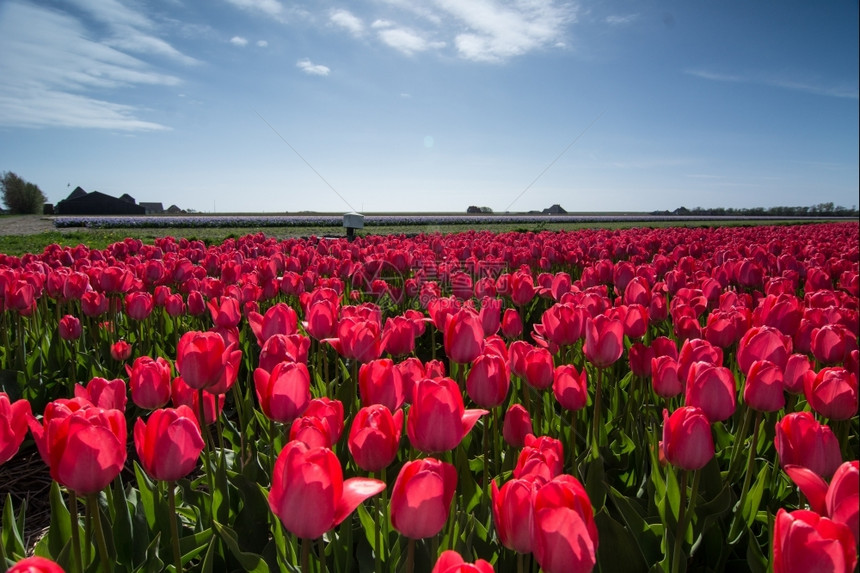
[0,222,857,573]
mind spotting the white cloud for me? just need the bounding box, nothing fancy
[605,14,637,26]
[435,0,575,62]
[297,58,330,76]
[330,9,364,37]
[230,36,249,46]
[0,1,182,131]
[257,40,269,47]
[685,68,859,99]
[222,0,284,18]
[378,27,445,55]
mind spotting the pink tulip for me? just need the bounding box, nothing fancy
[552,364,588,412]
[584,314,624,368]
[126,356,172,410]
[358,358,405,412]
[407,377,487,453]
[775,412,842,479]
[685,362,737,422]
[432,550,494,573]
[773,509,856,573]
[533,474,600,573]
[134,406,204,481]
[0,392,31,465]
[348,405,403,472]
[390,457,457,539]
[804,367,858,421]
[269,441,385,539]
[253,362,311,424]
[466,351,511,408]
[661,407,714,471]
[74,377,127,412]
[502,403,533,448]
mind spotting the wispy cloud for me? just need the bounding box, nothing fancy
[330,9,364,37]
[297,58,330,76]
[435,0,575,63]
[377,25,445,55]
[0,1,190,131]
[686,68,859,99]
[222,0,284,19]
[257,40,269,48]
[230,36,249,46]
[605,14,637,26]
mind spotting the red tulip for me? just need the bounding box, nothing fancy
[784,354,815,395]
[684,362,736,423]
[171,376,224,426]
[358,358,405,412]
[540,303,585,347]
[661,407,714,471]
[775,412,842,478]
[74,377,127,411]
[81,291,108,317]
[0,392,31,465]
[125,291,154,321]
[164,293,185,317]
[773,509,857,573]
[827,461,859,547]
[126,356,172,410]
[491,477,542,553]
[269,441,385,539]
[7,556,65,573]
[677,338,723,383]
[134,406,204,481]
[738,325,792,376]
[348,404,403,472]
[258,333,310,372]
[466,351,510,408]
[502,403,533,448]
[390,457,457,539]
[253,362,311,424]
[248,302,298,347]
[175,330,241,394]
[514,434,563,482]
[381,315,418,356]
[651,356,683,398]
[303,296,340,341]
[510,269,536,307]
[743,359,785,412]
[500,308,523,339]
[333,317,382,363]
[5,279,36,316]
[444,308,484,364]
[207,296,241,328]
[508,340,532,379]
[407,377,487,453]
[28,403,126,495]
[396,356,426,403]
[110,340,132,362]
[804,367,858,421]
[187,291,206,316]
[522,346,555,391]
[302,397,345,444]
[432,550,494,573]
[704,309,748,348]
[628,342,654,378]
[584,314,624,368]
[553,364,588,412]
[58,315,82,341]
[478,297,502,337]
[533,474,599,573]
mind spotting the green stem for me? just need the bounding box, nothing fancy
[730,410,763,540]
[726,407,754,483]
[318,537,327,573]
[671,471,689,573]
[88,493,112,573]
[406,538,415,573]
[591,367,603,459]
[168,482,183,573]
[301,537,311,573]
[198,389,216,524]
[70,491,83,573]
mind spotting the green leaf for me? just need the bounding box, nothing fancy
[595,509,648,573]
[214,521,270,573]
[741,464,770,529]
[608,486,664,566]
[745,525,768,573]
[132,533,164,573]
[2,493,26,559]
[179,528,213,563]
[112,476,137,569]
[584,455,607,511]
[356,502,385,559]
[46,481,73,562]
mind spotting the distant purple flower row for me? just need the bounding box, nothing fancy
[52,214,791,230]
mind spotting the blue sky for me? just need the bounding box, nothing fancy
[0,0,857,214]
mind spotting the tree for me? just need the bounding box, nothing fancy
[1,172,47,215]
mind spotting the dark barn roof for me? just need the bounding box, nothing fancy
[56,190,146,215]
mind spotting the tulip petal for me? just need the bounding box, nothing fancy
[785,465,829,515]
[333,478,386,527]
[461,408,489,437]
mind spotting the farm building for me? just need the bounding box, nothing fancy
[55,187,145,215]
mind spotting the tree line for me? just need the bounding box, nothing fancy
[654,203,858,218]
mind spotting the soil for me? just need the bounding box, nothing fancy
[0,215,70,236]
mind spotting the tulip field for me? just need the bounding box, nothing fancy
[0,222,858,573]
